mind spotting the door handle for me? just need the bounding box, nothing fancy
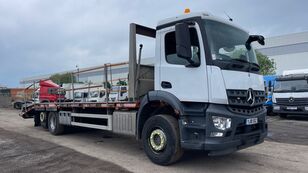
[161,81,172,89]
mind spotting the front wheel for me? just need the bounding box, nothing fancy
[48,112,64,135]
[142,114,183,165]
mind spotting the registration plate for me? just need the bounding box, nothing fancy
[286,106,297,110]
[246,118,258,125]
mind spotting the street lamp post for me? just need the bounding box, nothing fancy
[76,65,79,82]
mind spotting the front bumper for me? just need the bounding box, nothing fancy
[179,104,267,155]
[272,104,308,115]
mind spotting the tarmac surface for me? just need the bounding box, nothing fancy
[0,108,308,173]
[266,115,308,145]
[0,128,130,173]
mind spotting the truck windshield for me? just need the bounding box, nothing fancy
[74,92,82,98]
[204,19,259,68]
[90,91,99,98]
[110,92,118,96]
[274,79,308,92]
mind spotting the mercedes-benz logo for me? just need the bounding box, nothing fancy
[246,88,255,106]
[289,97,294,103]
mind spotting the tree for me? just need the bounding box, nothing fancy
[229,48,276,75]
[256,51,276,75]
[103,81,111,89]
[116,80,127,86]
[49,73,75,85]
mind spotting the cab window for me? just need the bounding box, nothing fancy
[165,28,200,66]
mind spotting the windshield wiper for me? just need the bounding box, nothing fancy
[251,62,260,68]
[250,62,260,71]
[274,89,292,93]
[230,59,249,63]
[230,59,260,71]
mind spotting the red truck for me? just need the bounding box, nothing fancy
[37,80,65,103]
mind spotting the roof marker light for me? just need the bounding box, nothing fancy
[184,8,190,14]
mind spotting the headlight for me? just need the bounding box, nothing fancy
[273,106,280,110]
[212,116,231,130]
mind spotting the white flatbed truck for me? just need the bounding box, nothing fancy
[21,11,267,165]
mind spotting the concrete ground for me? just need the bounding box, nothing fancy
[0,108,308,173]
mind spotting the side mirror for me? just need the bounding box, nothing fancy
[245,35,265,50]
[175,23,192,60]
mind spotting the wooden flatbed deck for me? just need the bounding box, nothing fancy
[20,101,140,119]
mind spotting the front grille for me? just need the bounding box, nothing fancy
[227,89,265,107]
[229,106,264,115]
[227,89,265,115]
[276,98,308,106]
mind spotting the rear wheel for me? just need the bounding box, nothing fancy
[48,112,64,135]
[39,112,48,129]
[142,114,183,165]
[13,102,21,109]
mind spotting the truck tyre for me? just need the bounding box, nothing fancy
[48,112,64,135]
[142,114,183,165]
[13,102,21,109]
[39,112,48,129]
[279,114,287,118]
[34,113,41,127]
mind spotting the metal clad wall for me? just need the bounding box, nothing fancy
[257,42,308,56]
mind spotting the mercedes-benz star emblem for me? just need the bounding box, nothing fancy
[246,88,255,106]
[289,97,294,103]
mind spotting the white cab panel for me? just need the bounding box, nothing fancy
[207,66,228,104]
[221,70,264,90]
[272,92,308,103]
[154,29,162,91]
[158,25,209,102]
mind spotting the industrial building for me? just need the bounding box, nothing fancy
[20,57,155,86]
[255,31,308,74]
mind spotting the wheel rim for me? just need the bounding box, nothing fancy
[149,129,167,152]
[39,112,45,122]
[50,115,56,131]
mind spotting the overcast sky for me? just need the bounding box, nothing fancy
[1,0,308,87]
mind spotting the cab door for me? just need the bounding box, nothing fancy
[158,24,209,102]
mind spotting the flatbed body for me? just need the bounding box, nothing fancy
[21,101,139,118]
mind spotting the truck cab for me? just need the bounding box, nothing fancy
[88,87,106,102]
[131,12,267,162]
[73,90,89,102]
[108,86,128,102]
[272,73,308,118]
[39,80,65,103]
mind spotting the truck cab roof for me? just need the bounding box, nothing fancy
[156,12,247,33]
